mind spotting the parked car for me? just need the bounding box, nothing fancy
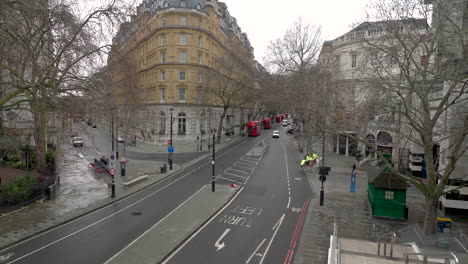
[282,121,288,126]
[272,130,280,138]
[72,136,84,147]
[92,123,97,128]
[287,126,294,134]
[117,135,125,143]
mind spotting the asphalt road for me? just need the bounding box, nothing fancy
[0,129,268,264]
[163,127,313,264]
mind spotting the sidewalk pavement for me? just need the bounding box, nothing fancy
[293,141,468,264]
[0,130,244,250]
[125,134,243,154]
[90,122,243,154]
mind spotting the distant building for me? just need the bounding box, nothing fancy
[319,19,428,173]
[108,0,258,145]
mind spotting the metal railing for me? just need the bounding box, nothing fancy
[377,231,397,257]
[404,252,459,264]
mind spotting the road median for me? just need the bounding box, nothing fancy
[105,184,239,264]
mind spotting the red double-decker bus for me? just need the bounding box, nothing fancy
[275,115,282,123]
[247,121,261,136]
[262,118,271,129]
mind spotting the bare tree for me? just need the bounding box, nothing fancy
[206,40,257,143]
[0,0,130,173]
[343,0,468,235]
[265,17,335,152]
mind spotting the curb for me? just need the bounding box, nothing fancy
[158,186,244,264]
[0,136,247,252]
[0,166,183,252]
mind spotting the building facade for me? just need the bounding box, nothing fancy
[318,19,428,173]
[109,0,257,145]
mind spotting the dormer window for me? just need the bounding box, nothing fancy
[163,1,168,7]
[180,1,186,7]
[196,4,201,9]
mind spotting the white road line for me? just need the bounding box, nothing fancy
[287,197,291,209]
[224,172,247,179]
[217,176,244,184]
[240,159,257,164]
[226,168,250,175]
[242,157,259,162]
[246,238,266,264]
[103,185,206,264]
[234,162,254,168]
[260,214,285,264]
[161,188,245,263]
[4,167,197,261]
[232,166,252,173]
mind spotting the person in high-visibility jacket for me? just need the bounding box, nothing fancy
[300,153,318,167]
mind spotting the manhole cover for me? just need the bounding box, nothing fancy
[131,212,142,216]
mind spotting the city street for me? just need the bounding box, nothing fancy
[163,127,312,264]
[0,126,298,264]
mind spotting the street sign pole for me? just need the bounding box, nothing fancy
[212,134,215,192]
[351,165,356,193]
[111,111,116,198]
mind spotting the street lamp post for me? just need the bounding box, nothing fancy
[111,109,116,198]
[169,107,174,170]
[208,107,211,150]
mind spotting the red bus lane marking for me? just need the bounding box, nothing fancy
[289,202,307,248]
[284,201,309,264]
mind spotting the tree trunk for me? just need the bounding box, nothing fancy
[33,110,48,174]
[217,107,228,143]
[422,197,439,236]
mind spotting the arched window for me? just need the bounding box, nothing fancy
[178,112,186,134]
[196,4,201,10]
[163,1,169,8]
[160,111,166,134]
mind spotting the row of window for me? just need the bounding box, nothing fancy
[157,50,204,64]
[158,86,206,103]
[159,34,203,47]
[334,52,430,70]
[160,15,203,28]
[159,70,203,82]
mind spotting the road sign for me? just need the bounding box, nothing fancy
[168,146,174,153]
[109,168,116,176]
[109,152,116,169]
[168,140,172,145]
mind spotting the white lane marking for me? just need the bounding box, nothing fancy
[240,159,257,164]
[217,176,245,184]
[234,162,254,168]
[224,172,247,179]
[103,185,206,264]
[214,229,231,251]
[0,253,14,262]
[260,214,285,264]
[287,197,291,209]
[272,214,283,231]
[78,153,86,161]
[161,188,245,263]
[231,166,251,173]
[242,157,259,162]
[6,167,201,263]
[246,238,266,264]
[226,168,250,175]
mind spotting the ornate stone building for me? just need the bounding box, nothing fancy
[109,0,257,146]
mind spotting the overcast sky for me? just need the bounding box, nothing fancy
[220,0,372,63]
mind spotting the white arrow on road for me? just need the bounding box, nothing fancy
[214,228,231,251]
